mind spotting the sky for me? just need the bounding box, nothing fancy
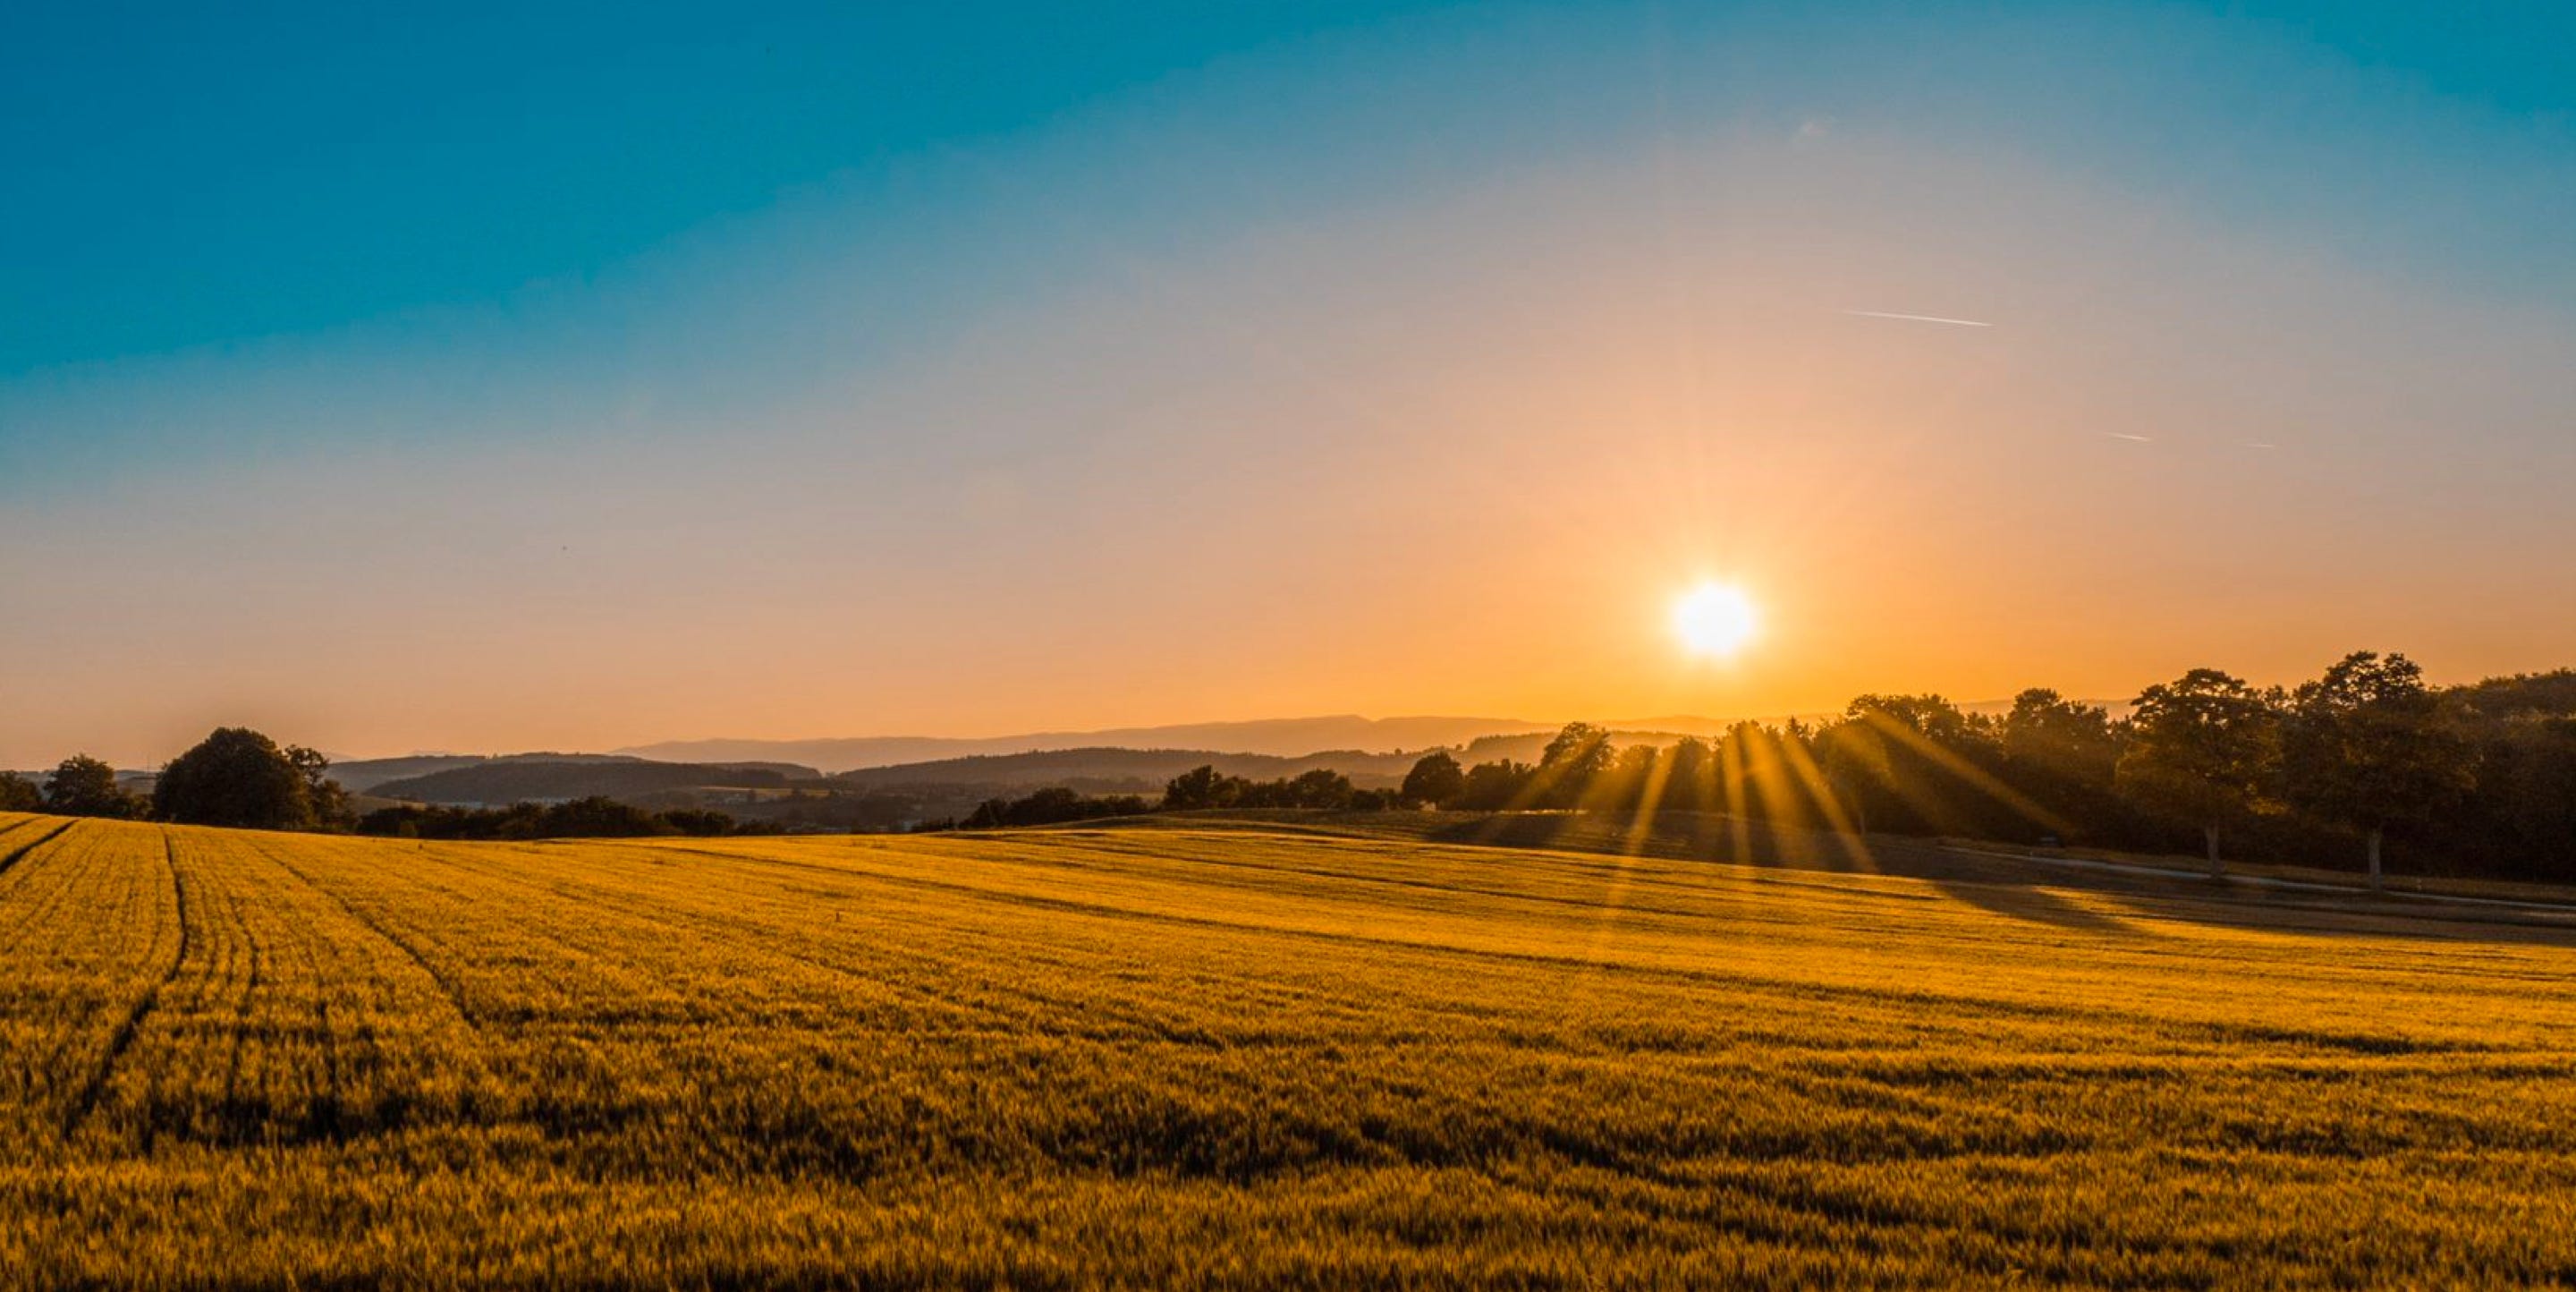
[4,1,2573,766]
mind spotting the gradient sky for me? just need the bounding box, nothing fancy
[4,1,2573,766]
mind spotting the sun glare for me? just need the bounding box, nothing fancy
[1673,582,1759,659]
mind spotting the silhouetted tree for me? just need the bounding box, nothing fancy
[288,745,354,830]
[0,772,40,812]
[2001,689,2123,788]
[1598,744,1658,812]
[1285,769,1356,810]
[1813,719,1891,834]
[2281,652,2473,888]
[963,786,1156,828]
[2461,716,2576,880]
[154,728,314,829]
[1716,721,1809,828]
[1535,723,1614,808]
[657,808,740,837]
[1824,694,2031,837]
[1399,751,1465,807]
[1162,765,1235,811]
[537,795,672,837]
[1455,760,1533,812]
[1660,737,1714,813]
[44,754,143,819]
[2117,669,2278,877]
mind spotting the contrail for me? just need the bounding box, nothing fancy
[1842,309,1994,327]
[2102,432,2153,443]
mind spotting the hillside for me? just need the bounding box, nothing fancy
[610,703,2107,774]
[6,809,2576,1285]
[617,715,1557,770]
[369,758,821,805]
[829,744,1421,794]
[326,751,652,793]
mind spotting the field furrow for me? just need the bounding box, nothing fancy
[8,809,2576,1287]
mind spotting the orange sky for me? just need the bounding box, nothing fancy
[5,12,2573,768]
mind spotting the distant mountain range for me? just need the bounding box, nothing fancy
[828,746,1425,794]
[610,710,2019,775]
[35,705,2101,795]
[614,715,1565,773]
[356,717,1882,812]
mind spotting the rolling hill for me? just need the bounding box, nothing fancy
[615,715,1558,771]
[827,745,1423,794]
[367,758,822,805]
[325,751,654,793]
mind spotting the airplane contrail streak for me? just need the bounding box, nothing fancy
[2102,432,2153,442]
[1841,309,1994,327]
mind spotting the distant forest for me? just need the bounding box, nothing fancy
[10,654,2573,883]
[950,656,2576,888]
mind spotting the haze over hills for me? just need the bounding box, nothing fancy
[326,752,658,794]
[21,702,2110,791]
[615,716,1560,772]
[614,704,2098,774]
[828,746,1426,794]
[368,759,823,808]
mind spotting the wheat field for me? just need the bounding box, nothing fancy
[4,808,2576,1288]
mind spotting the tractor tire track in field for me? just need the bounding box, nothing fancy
[397,837,1125,1046]
[658,839,2193,1039]
[397,841,974,1025]
[580,838,1934,1046]
[61,830,192,1139]
[251,840,486,1033]
[497,838,1217,1032]
[0,813,50,846]
[0,820,76,888]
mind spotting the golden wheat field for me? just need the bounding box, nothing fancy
[6,808,2576,1288]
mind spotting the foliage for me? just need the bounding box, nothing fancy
[1399,751,1465,807]
[962,786,1155,829]
[1531,722,1614,808]
[1453,759,1533,811]
[353,796,773,840]
[1160,764,1234,811]
[0,773,39,812]
[20,654,2576,885]
[1156,766,1361,813]
[153,727,322,830]
[2000,687,2123,788]
[41,754,145,819]
[2281,652,2473,842]
[2116,669,2279,862]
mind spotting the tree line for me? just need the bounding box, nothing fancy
[15,655,2572,882]
[4,727,774,839]
[949,766,1405,829]
[1,729,350,829]
[956,654,2576,888]
[353,798,775,840]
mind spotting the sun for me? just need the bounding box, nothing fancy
[1672,582,1759,659]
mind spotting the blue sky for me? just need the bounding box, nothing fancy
[4,2,2573,762]
[7,2,2568,379]
[3,2,1423,368]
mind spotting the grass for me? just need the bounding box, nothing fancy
[5,807,2576,1287]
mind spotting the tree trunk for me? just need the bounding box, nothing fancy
[2205,824,2223,880]
[2368,827,2384,892]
